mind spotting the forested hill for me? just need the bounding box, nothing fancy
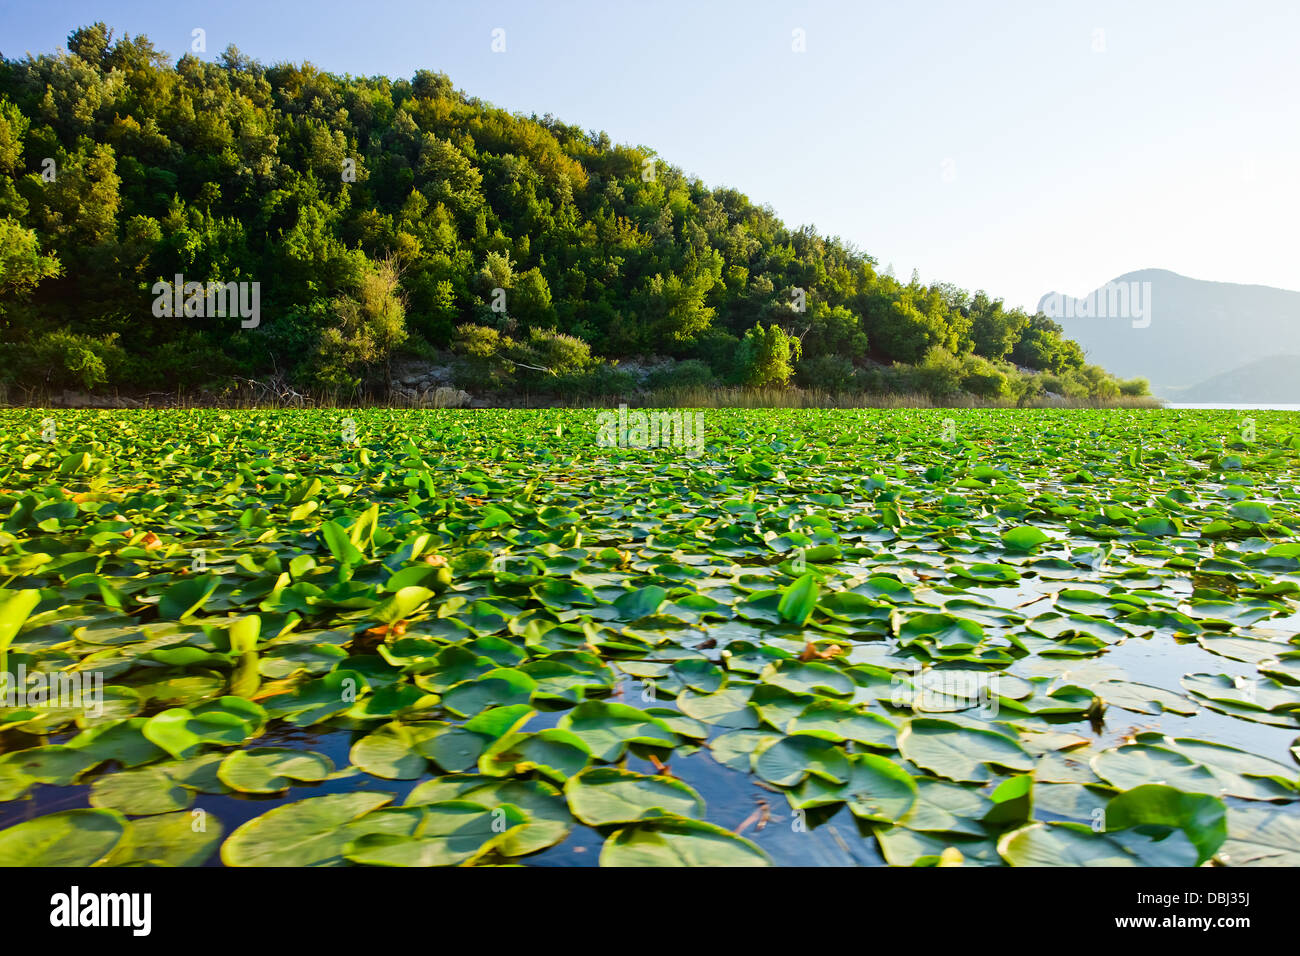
[0,24,1144,402]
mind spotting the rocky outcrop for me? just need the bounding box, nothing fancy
[386,355,476,408]
[48,391,143,408]
[390,358,456,392]
[390,385,473,408]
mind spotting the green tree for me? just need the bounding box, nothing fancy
[1012,315,1085,373]
[969,292,1027,360]
[314,256,408,392]
[736,322,802,388]
[0,25,1119,400]
[510,267,554,329]
[0,218,62,311]
[639,270,717,351]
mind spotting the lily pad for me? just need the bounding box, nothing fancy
[600,815,772,866]
[565,767,705,825]
[222,792,413,866]
[898,718,1034,783]
[0,809,127,866]
[217,748,335,794]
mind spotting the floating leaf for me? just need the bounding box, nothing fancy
[107,810,224,867]
[998,821,1197,866]
[788,752,917,823]
[752,734,851,787]
[90,765,193,815]
[600,815,771,866]
[217,748,334,794]
[898,718,1033,783]
[557,701,677,761]
[1105,784,1227,865]
[565,768,705,825]
[222,792,412,866]
[1220,807,1300,866]
[0,809,126,866]
[350,722,441,780]
[1001,526,1050,552]
[343,801,526,866]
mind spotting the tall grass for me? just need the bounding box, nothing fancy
[634,386,1163,410]
[3,381,1163,411]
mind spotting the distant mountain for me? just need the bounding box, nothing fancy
[1036,269,1300,400]
[1164,355,1300,404]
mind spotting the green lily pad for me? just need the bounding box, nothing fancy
[459,779,572,856]
[556,701,677,761]
[1105,784,1227,865]
[106,810,225,867]
[752,734,851,787]
[1001,526,1050,551]
[1090,745,1222,794]
[565,767,705,825]
[90,764,193,815]
[349,722,441,779]
[217,748,334,794]
[1219,807,1300,865]
[342,801,526,866]
[997,820,1198,866]
[221,792,413,866]
[0,809,127,866]
[788,752,917,822]
[898,718,1034,783]
[142,706,255,759]
[677,687,760,729]
[600,815,772,866]
[478,729,592,782]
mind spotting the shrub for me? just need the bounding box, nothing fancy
[452,323,514,391]
[1071,364,1120,400]
[515,327,594,377]
[871,364,923,394]
[129,332,237,390]
[553,361,638,399]
[1057,373,1092,400]
[735,322,802,388]
[453,323,506,359]
[855,367,887,393]
[687,326,741,381]
[1036,373,1064,396]
[960,354,1011,399]
[254,299,332,389]
[795,354,856,391]
[647,359,716,391]
[1003,366,1039,405]
[914,346,964,398]
[3,331,127,391]
[452,324,598,392]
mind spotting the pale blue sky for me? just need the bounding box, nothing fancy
[3,0,1298,310]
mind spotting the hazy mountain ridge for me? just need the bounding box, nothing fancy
[1164,354,1300,404]
[1038,269,1300,399]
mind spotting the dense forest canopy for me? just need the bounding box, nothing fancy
[0,24,1145,401]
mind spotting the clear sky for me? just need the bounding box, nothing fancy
[3,0,1298,310]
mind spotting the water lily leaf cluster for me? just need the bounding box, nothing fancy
[0,407,1298,866]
